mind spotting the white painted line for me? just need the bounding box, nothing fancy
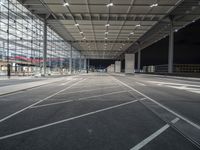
[113,77,200,130]
[130,118,180,150]
[60,80,72,86]
[0,78,86,123]
[60,85,120,95]
[148,81,200,88]
[30,90,129,109]
[135,82,146,86]
[0,99,142,140]
[171,117,180,124]
[78,90,129,100]
[30,100,74,109]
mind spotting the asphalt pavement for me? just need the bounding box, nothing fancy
[0,73,199,150]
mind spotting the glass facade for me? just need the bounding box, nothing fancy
[0,0,82,76]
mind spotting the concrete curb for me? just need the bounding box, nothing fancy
[0,78,67,96]
[135,73,200,81]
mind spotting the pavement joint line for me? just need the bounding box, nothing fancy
[113,77,200,130]
[30,90,130,109]
[0,98,143,140]
[130,117,180,150]
[0,78,86,123]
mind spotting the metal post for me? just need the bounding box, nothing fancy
[87,59,89,73]
[84,58,87,71]
[79,54,81,72]
[137,50,141,72]
[88,59,90,71]
[43,19,47,75]
[69,44,72,74]
[168,17,174,74]
[7,1,10,78]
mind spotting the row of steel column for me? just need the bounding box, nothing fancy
[136,19,174,73]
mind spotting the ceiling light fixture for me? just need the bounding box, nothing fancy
[80,31,83,34]
[105,24,110,27]
[150,3,158,8]
[136,24,141,27]
[106,3,114,7]
[63,2,69,7]
[105,37,108,40]
[130,32,134,35]
[74,23,79,27]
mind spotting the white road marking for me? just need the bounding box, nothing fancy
[148,81,200,94]
[0,98,143,140]
[135,82,146,86]
[148,81,200,88]
[130,118,180,150]
[0,79,86,123]
[59,85,120,95]
[60,80,72,86]
[113,77,200,130]
[30,90,129,109]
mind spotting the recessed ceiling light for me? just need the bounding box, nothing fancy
[105,24,110,27]
[105,37,108,40]
[63,2,69,7]
[136,24,141,27]
[106,3,114,7]
[75,23,79,27]
[150,3,158,8]
[80,31,83,34]
[130,32,134,35]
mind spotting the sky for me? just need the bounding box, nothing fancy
[90,19,200,69]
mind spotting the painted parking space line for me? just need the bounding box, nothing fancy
[148,81,200,88]
[59,85,121,95]
[148,81,200,95]
[30,90,130,109]
[113,77,200,130]
[130,118,180,150]
[0,78,86,123]
[0,98,145,140]
[135,82,146,86]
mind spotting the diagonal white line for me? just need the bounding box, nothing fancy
[130,118,180,150]
[30,90,129,109]
[0,99,142,140]
[113,77,200,130]
[0,79,86,123]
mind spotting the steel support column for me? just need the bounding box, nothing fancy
[137,50,141,72]
[79,54,82,72]
[43,19,47,75]
[69,44,72,74]
[84,58,87,70]
[168,18,174,73]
